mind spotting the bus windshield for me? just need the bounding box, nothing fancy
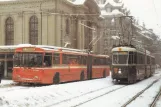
[14,53,43,67]
[112,52,128,64]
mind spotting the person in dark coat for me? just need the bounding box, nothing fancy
[0,62,4,83]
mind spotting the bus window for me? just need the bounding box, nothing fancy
[14,53,43,67]
[83,56,87,65]
[63,54,68,64]
[68,55,78,64]
[44,53,52,67]
[53,53,60,65]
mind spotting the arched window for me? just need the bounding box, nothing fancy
[5,17,14,45]
[66,18,70,35]
[29,15,38,45]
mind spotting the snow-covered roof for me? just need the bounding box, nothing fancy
[99,0,123,8]
[133,24,143,30]
[67,0,86,5]
[100,9,124,18]
[136,31,153,40]
[141,30,153,35]
[112,46,136,52]
[111,36,120,40]
[112,9,124,16]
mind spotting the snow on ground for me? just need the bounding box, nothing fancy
[0,69,161,107]
[0,76,114,107]
[66,71,161,107]
[156,97,161,107]
[0,80,15,86]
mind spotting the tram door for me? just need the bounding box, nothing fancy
[87,55,92,80]
[7,61,13,77]
[0,61,4,78]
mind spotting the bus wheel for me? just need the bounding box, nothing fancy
[53,73,60,84]
[103,70,106,78]
[80,72,84,81]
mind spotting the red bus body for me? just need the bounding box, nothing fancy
[12,45,110,84]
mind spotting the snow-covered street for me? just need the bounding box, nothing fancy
[0,69,161,107]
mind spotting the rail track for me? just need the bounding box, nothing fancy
[46,84,127,107]
[121,78,161,107]
[150,87,161,107]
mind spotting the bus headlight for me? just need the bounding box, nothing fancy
[16,75,20,79]
[34,76,39,80]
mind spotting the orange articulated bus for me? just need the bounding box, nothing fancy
[12,45,110,84]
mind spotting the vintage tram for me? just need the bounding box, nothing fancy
[111,46,155,84]
[12,45,110,84]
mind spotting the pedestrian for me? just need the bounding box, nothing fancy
[0,62,3,83]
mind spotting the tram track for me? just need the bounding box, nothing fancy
[150,87,161,107]
[46,84,127,107]
[121,78,161,107]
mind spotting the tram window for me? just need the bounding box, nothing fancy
[147,56,150,64]
[137,53,145,64]
[152,58,155,65]
[0,54,5,59]
[53,53,60,65]
[7,53,14,59]
[113,55,118,64]
[128,52,136,64]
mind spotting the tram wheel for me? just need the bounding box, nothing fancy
[80,72,84,81]
[53,73,60,84]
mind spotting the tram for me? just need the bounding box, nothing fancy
[111,46,155,84]
[12,45,110,84]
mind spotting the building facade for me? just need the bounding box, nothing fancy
[95,0,125,55]
[0,0,100,50]
[0,0,102,78]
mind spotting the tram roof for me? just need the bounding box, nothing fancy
[112,46,154,57]
[112,46,136,52]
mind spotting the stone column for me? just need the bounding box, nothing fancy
[55,14,61,46]
[77,19,82,49]
[0,15,3,45]
[48,13,56,46]
[24,13,30,44]
[41,13,48,45]
[0,15,6,45]
[14,13,23,44]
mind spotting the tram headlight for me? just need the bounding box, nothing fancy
[118,69,122,74]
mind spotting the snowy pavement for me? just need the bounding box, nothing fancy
[0,70,161,107]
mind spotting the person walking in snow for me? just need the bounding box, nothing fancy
[0,62,4,83]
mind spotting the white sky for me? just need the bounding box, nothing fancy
[123,0,161,36]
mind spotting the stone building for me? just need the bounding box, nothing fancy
[0,0,101,78]
[95,0,125,55]
[0,0,100,50]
